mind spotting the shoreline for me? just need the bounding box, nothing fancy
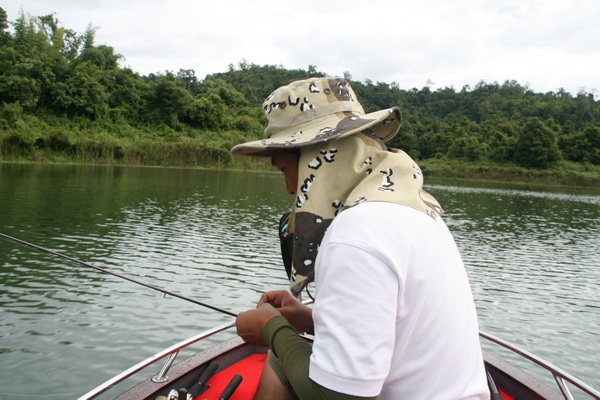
[2,159,599,192]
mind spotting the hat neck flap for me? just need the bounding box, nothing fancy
[286,131,444,295]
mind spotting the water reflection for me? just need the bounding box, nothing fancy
[1,164,599,397]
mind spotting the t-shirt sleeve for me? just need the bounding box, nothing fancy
[263,316,377,400]
[309,240,399,397]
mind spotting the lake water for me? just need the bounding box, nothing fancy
[0,163,599,399]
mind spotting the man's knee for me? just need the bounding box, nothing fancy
[253,360,295,400]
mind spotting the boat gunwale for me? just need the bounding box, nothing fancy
[114,336,266,400]
[78,321,600,400]
[480,331,600,399]
[77,320,237,400]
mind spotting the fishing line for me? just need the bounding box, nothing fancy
[0,233,237,317]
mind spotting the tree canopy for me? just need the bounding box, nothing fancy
[1,8,599,173]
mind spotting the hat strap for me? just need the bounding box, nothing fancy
[265,101,366,138]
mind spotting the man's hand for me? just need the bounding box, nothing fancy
[258,290,314,333]
[236,303,281,346]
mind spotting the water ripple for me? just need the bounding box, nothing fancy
[2,166,599,397]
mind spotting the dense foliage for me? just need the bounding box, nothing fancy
[1,9,599,185]
[347,80,600,168]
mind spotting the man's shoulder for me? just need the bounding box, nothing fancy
[328,201,449,247]
[340,201,432,223]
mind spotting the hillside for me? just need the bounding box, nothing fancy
[1,9,599,187]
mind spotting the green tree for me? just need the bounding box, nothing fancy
[107,67,148,122]
[449,134,486,161]
[148,73,193,127]
[514,118,561,168]
[583,126,600,164]
[77,45,120,70]
[481,118,518,162]
[0,46,40,107]
[563,126,600,165]
[187,94,226,130]
[0,7,10,44]
[176,68,198,93]
[54,61,109,119]
[199,76,247,107]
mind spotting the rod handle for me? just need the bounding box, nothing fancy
[219,374,243,400]
[189,361,219,397]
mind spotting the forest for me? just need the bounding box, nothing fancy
[1,8,599,187]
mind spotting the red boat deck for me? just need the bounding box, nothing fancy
[193,354,266,400]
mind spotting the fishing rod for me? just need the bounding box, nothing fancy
[0,233,237,317]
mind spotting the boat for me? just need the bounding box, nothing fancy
[78,308,600,400]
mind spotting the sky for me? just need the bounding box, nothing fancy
[4,0,600,95]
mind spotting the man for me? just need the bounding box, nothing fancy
[232,77,489,399]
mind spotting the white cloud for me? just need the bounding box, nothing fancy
[3,0,599,94]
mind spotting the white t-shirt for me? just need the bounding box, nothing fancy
[309,202,489,400]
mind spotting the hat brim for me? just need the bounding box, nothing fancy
[231,107,401,157]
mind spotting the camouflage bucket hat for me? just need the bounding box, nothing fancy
[231,76,402,157]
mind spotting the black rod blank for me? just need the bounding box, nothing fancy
[0,233,237,317]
